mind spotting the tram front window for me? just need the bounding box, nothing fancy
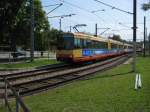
[57,34,74,50]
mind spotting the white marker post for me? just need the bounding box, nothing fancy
[135,74,142,90]
[138,74,142,88]
[135,74,138,90]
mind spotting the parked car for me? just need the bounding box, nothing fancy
[11,50,26,58]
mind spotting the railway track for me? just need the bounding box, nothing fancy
[0,63,75,83]
[0,54,131,97]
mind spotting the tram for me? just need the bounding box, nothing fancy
[56,32,133,63]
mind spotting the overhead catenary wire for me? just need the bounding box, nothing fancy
[50,0,117,31]
[47,0,97,31]
[94,0,133,15]
[46,3,63,15]
[57,0,105,22]
[44,0,139,39]
[50,0,98,23]
[118,22,132,28]
[91,9,105,13]
[92,2,133,34]
[63,0,133,27]
[48,14,76,18]
[44,4,62,7]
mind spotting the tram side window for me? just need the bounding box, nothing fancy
[101,42,107,49]
[74,38,78,48]
[125,46,128,49]
[92,41,97,48]
[82,39,86,48]
[129,46,133,49]
[78,39,82,48]
[90,41,94,48]
[87,40,92,48]
[111,43,118,49]
[96,41,100,48]
[93,41,97,48]
[90,40,94,48]
[119,45,123,49]
[74,38,82,49]
[95,41,107,49]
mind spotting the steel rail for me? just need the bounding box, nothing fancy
[7,54,131,96]
[0,63,70,80]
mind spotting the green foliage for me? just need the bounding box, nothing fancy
[11,0,63,51]
[0,0,25,49]
[13,0,50,50]
[142,3,150,11]
[109,34,122,41]
[48,29,63,48]
[0,0,63,52]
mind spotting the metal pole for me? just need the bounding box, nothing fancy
[132,0,137,72]
[5,79,30,112]
[149,33,150,56]
[48,39,50,60]
[146,27,148,55]
[95,23,98,37]
[4,80,7,110]
[59,18,62,31]
[4,78,13,112]
[16,90,20,112]
[144,16,146,57]
[70,26,72,32]
[9,52,11,64]
[30,0,34,62]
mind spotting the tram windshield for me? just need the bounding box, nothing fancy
[57,34,74,50]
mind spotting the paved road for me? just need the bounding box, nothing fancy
[0,51,56,59]
[0,51,56,63]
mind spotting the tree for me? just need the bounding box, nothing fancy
[46,28,63,51]
[0,0,25,50]
[142,2,150,11]
[108,34,122,41]
[0,0,62,52]
[12,0,50,51]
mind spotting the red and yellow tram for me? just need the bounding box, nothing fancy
[56,32,133,63]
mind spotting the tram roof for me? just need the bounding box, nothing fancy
[64,32,133,47]
[73,32,108,42]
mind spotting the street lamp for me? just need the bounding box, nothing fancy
[142,2,150,11]
[91,9,105,13]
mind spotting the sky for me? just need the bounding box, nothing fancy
[41,0,150,41]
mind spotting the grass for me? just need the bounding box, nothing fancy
[0,59,60,69]
[0,57,150,112]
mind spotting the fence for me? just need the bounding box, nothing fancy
[0,51,56,63]
[3,78,30,112]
